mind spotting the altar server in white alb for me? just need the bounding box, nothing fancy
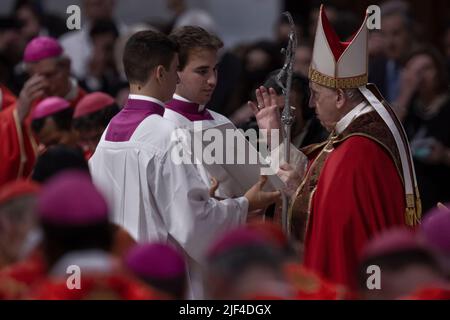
[89,30,280,298]
[165,26,244,198]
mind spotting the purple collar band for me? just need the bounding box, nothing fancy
[166,98,213,121]
[105,98,164,142]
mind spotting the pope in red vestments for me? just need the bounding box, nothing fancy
[250,5,421,290]
[299,134,407,289]
[0,36,85,186]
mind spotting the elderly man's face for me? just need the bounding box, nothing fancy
[28,58,71,98]
[309,82,340,132]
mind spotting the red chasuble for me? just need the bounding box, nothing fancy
[0,106,38,186]
[284,263,352,300]
[0,250,47,299]
[29,273,165,300]
[400,286,450,300]
[0,85,17,111]
[304,136,405,289]
[0,87,86,186]
[290,111,408,290]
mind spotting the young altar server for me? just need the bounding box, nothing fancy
[89,30,280,299]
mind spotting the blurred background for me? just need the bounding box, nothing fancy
[1,0,450,301]
[0,0,449,210]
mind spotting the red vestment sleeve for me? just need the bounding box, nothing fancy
[304,136,406,289]
[0,105,37,186]
[0,85,17,111]
[0,87,85,185]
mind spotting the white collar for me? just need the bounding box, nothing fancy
[49,249,117,276]
[128,94,165,108]
[335,101,373,135]
[173,93,206,112]
[64,77,79,101]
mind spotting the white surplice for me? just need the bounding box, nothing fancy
[164,94,245,198]
[89,95,248,299]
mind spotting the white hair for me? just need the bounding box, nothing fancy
[343,88,365,104]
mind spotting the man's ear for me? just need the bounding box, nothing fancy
[155,65,165,84]
[336,88,346,110]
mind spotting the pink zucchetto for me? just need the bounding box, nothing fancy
[74,92,115,118]
[32,97,71,120]
[125,243,186,279]
[23,36,63,63]
[37,170,108,226]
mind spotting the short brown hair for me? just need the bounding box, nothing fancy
[123,30,179,85]
[170,26,223,70]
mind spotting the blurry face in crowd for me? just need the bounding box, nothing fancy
[83,0,115,22]
[36,117,67,147]
[160,54,180,102]
[166,0,185,15]
[16,5,41,42]
[405,54,439,97]
[91,33,117,69]
[27,57,71,98]
[77,127,105,154]
[0,28,22,63]
[309,82,341,132]
[276,22,291,44]
[246,48,270,72]
[381,14,411,61]
[368,30,385,57]
[362,264,446,300]
[206,266,292,299]
[275,22,302,46]
[274,90,304,123]
[294,46,312,78]
[176,48,218,105]
[0,196,37,266]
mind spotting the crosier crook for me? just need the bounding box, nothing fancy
[275,12,297,236]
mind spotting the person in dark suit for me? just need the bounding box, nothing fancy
[369,4,418,103]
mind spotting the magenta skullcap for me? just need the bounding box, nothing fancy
[23,36,63,63]
[32,96,71,120]
[420,205,450,255]
[74,92,115,118]
[37,170,108,226]
[125,243,186,279]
